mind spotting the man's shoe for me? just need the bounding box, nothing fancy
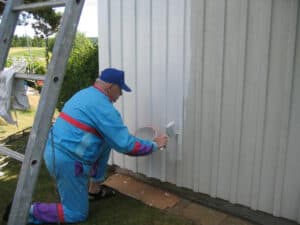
[88,184,117,201]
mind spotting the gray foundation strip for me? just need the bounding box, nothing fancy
[114,166,298,225]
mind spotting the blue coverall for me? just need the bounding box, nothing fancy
[28,85,158,224]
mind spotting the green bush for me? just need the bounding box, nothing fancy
[5,57,13,67]
[26,59,46,74]
[48,37,55,53]
[5,55,46,93]
[5,56,46,75]
[11,35,46,47]
[25,59,46,93]
[56,33,98,111]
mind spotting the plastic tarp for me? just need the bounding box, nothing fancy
[0,63,29,124]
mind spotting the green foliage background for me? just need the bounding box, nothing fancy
[6,47,46,78]
[56,33,99,111]
[11,36,46,47]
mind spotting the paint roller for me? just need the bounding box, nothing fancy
[135,121,176,151]
[166,121,176,138]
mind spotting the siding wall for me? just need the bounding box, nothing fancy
[98,0,300,222]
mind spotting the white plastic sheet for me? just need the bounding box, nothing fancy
[0,63,29,124]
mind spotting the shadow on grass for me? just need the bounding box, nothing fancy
[0,134,194,225]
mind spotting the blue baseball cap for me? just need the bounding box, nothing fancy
[99,68,131,92]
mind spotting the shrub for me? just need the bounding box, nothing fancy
[26,59,46,74]
[5,57,13,67]
[5,56,46,75]
[48,37,55,53]
[56,33,98,111]
[25,60,46,93]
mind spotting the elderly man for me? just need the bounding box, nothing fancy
[4,68,168,224]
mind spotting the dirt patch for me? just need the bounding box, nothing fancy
[104,173,180,210]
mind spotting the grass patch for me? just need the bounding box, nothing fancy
[0,134,194,225]
[1,47,46,140]
[8,47,45,59]
[0,95,40,142]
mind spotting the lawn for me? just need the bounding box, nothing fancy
[1,46,46,140]
[0,94,40,142]
[0,134,194,225]
[8,47,45,59]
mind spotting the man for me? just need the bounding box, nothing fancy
[4,68,168,224]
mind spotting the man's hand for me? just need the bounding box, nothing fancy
[154,135,168,150]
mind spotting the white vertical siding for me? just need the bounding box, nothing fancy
[282,3,300,220]
[110,0,125,168]
[239,0,272,209]
[122,0,138,173]
[150,0,168,181]
[219,0,248,204]
[98,0,300,223]
[188,0,203,192]
[98,0,111,165]
[135,0,152,176]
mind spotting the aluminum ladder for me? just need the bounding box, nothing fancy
[0,1,85,224]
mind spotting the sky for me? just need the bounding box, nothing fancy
[15,0,98,37]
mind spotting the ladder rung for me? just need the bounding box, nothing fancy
[0,145,24,162]
[13,0,66,12]
[15,73,45,81]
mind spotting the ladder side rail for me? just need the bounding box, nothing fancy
[0,0,24,70]
[7,1,85,225]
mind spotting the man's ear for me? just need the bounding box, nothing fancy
[107,84,113,90]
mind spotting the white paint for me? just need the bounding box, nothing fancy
[99,0,300,223]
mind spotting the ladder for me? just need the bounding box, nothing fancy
[0,1,85,224]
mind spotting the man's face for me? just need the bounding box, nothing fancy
[107,84,122,102]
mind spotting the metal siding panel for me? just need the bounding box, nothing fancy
[249,0,273,212]
[198,0,225,195]
[265,0,297,217]
[110,0,125,167]
[98,0,112,164]
[237,0,271,208]
[136,0,152,176]
[177,0,191,187]
[282,1,300,222]
[122,0,138,172]
[98,0,110,72]
[209,0,226,198]
[182,0,201,190]
[158,0,169,182]
[218,0,247,202]
[164,0,185,184]
[150,0,168,180]
[100,1,112,165]
[98,0,300,222]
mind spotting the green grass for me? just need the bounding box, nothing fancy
[0,47,46,140]
[8,47,45,59]
[0,95,40,142]
[0,134,194,225]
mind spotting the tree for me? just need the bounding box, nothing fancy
[0,0,62,67]
[30,9,61,66]
[24,0,62,66]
